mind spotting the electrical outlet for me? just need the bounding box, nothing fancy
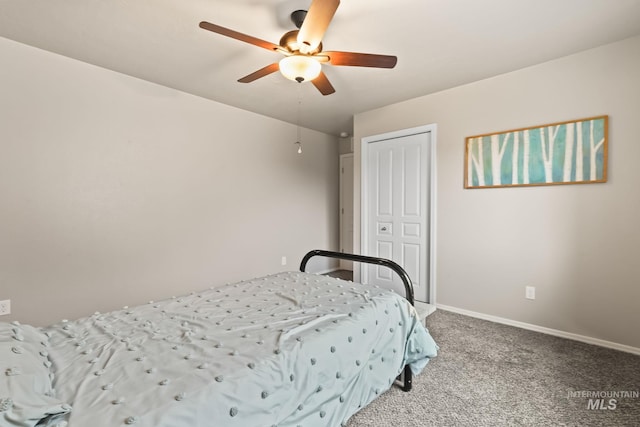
[0,300,10,316]
[525,286,535,300]
[281,256,287,266]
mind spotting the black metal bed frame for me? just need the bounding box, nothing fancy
[299,249,415,392]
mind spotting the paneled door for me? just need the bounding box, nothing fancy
[340,154,354,270]
[364,130,432,302]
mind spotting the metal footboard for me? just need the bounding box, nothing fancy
[299,249,415,392]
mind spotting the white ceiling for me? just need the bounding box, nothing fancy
[2,0,640,136]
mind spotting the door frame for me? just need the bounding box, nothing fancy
[339,153,354,270]
[360,124,437,304]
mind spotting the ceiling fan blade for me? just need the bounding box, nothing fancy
[199,21,281,52]
[238,63,280,83]
[311,71,336,96]
[323,51,397,68]
[297,0,340,53]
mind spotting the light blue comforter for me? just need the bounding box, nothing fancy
[44,272,438,426]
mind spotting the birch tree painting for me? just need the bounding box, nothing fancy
[464,116,608,188]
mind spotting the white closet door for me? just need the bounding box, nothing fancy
[366,132,430,301]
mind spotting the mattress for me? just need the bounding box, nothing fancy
[37,271,438,426]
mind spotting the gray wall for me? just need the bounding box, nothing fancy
[0,37,339,326]
[353,36,640,349]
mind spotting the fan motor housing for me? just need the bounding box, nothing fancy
[279,30,322,54]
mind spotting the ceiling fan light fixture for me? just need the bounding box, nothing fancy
[279,55,321,83]
[199,0,396,96]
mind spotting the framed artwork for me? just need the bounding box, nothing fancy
[464,115,608,189]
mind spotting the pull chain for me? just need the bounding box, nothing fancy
[296,83,302,154]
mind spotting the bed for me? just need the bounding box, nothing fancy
[1,250,438,427]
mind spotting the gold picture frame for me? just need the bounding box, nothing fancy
[464,115,608,189]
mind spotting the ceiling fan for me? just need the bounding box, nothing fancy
[199,0,397,96]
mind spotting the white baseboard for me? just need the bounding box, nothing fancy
[414,301,437,321]
[436,304,640,356]
[311,267,341,275]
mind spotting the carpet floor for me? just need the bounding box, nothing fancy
[346,309,640,427]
